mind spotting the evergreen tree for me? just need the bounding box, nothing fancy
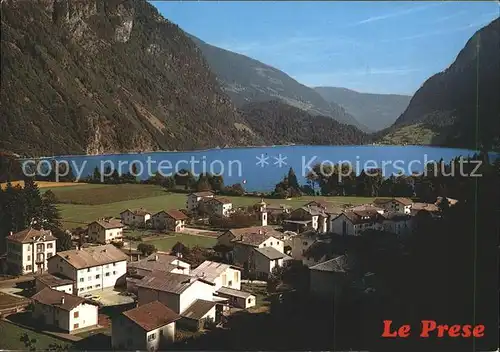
[287,167,300,190]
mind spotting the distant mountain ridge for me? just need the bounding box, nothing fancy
[314,87,412,131]
[379,18,500,150]
[189,35,371,132]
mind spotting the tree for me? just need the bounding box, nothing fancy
[287,167,300,190]
[137,243,156,256]
[52,228,72,251]
[19,333,37,352]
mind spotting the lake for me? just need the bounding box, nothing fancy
[27,145,497,192]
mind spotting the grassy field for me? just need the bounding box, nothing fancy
[52,184,376,229]
[0,321,73,350]
[0,180,88,190]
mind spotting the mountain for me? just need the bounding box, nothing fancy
[379,18,500,150]
[239,101,370,146]
[1,0,257,157]
[189,35,371,132]
[314,87,411,131]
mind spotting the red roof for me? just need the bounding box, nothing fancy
[123,301,180,331]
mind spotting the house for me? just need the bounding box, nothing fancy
[120,209,151,228]
[151,210,188,232]
[201,197,233,217]
[190,260,241,291]
[6,228,57,275]
[31,287,99,333]
[180,299,219,331]
[346,204,385,214]
[112,301,180,351]
[309,255,351,301]
[380,212,412,236]
[186,191,214,212]
[435,196,458,207]
[35,273,74,294]
[127,252,191,293]
[137,271,215,314]
[214,287,256,309]
[330,210,382,236]
[302,239,339,267]
[87,218,124,244]
[290,230,321,262]
[373,197,413,214]
[253,247,290,279]
[216,226,285,273]
[284,205,328,233]
[411,202,439,216]
[48,244,128,296]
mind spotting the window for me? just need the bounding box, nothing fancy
[79,288,84,292]
[27,255,31,261]
[148,333,156,341]
[47,253,53,258]
[228,280,233,287]
[270,242,273,246]
[248,298,252,304]
[96,274,100,279]
[87,286,92,290]
[87,268,91,272]
[263,243,266,247]
[79,278,84,282]
[26,265,32,271]
[160,329,163,336]
[73,323,79,329]
[105,273,110,277]
[27,245,31,251]
[74,311,79,318]
[303,241,308,246]
[113,271,117,275]
[96,284,101,288]
[113,263,116,266]
[47,243,53,249]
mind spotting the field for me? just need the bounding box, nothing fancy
[0,180,89,190]
[35,183,376,229]
[0,321,72,350]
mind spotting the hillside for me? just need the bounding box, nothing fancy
[379,18,500,150]
[0,0,257,157]
[189,35,370,132]
[314,87,411,131]
[239,101,370,146]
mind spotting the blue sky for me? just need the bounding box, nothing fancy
[150,1,499,95]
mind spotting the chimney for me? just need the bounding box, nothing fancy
[154,255,158,261]
[9,231,13,237]
[239,235,243,241]
[103,249,107,253]
[258,229,262,235]
[61,297,65,305]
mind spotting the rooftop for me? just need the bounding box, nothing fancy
[341,210,381,225]
[32,287,96,311]
[35,273,74,288]
[120,208,150,216]
[216,287,255,299]
[128,252,186,274]
[254,247,286,260]
[123,301,180,331]
[181,299,217,321]
[310,255,351,273]
[225,226,283,246]
[209,197,232,204]
[136,271,204,294]
[155,209,188,220]
[189,191,214,197]
[7,228,56,244]
[190,260,233,283]
[50,244,128,269]
[90,218,124,229]
[412,202,439,212]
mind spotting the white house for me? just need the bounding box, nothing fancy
[201,197,233,217]
[6,228,57,275]
[137,271,221,329]
[253,247,290,279]
[330,211,382,236]
[214,287,256,309]
[216,226,285,273]
[35,273,74,294]
[32,287,99,333]
[190,260,241,291]
[87,218,124,244]
[373,198,413,214]
[120,209,151,228]
[186,191,214,212]
[48,244,128,296]
[151,210,188,232]
[112,301,180,351]
[380,212,412,236]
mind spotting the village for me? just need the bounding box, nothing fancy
[0,187,456,350]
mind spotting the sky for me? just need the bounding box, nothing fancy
[150,1,499,95]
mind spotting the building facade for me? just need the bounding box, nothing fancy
[120,209,151,228]
[6,228,57,275]
[87,219,124,244]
